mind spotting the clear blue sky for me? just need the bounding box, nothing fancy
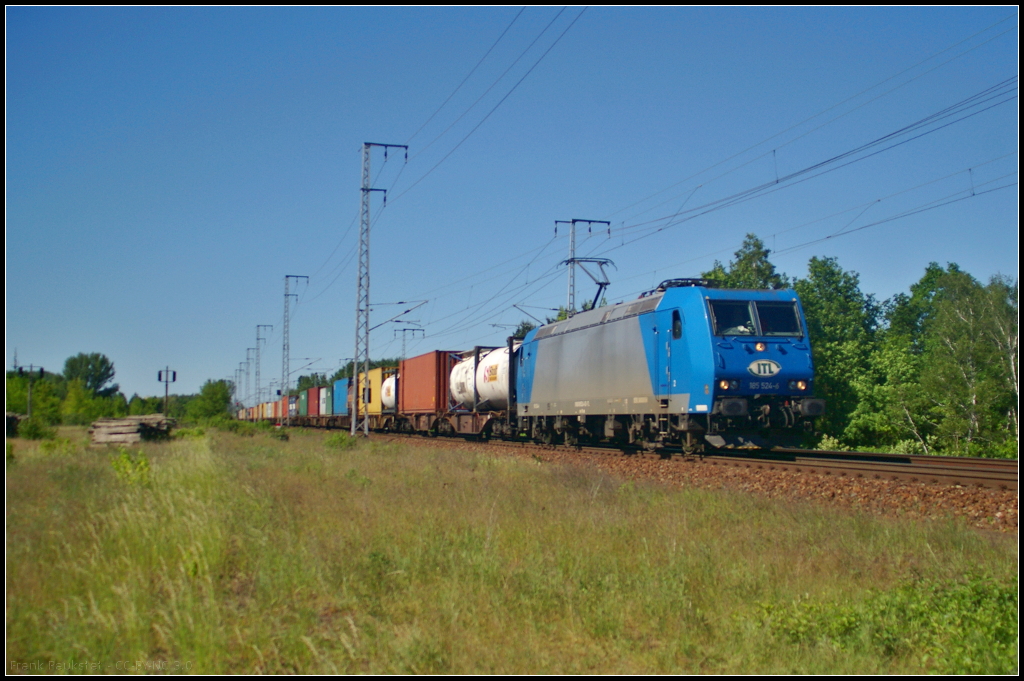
[6,7,1018,402]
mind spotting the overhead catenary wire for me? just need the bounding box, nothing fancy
[389,7,588,205]
[305,15,1015,338]
[368,18,1015,342]
[600,168,1018,300]
[301,6,552,294]
[405,7,528,148]
[408,7,565,164]
[601,14,1018,225]
[771,177,1018,257]
[394,153,1017,348]
[582,77,1017,256]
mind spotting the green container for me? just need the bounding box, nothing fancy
[323,385,333,415]
[299,390,308,416]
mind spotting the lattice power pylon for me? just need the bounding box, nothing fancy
[353,142,407,436]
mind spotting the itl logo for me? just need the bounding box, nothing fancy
[747,359,781,377]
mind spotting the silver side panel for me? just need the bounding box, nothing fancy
[528,315,658,416]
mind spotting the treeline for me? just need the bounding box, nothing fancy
[6,353,234,426]
[292,358,402,395]
[703,235,1018,458]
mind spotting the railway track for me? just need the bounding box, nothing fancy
[381,434,1018,491]
[700,448,1017,491]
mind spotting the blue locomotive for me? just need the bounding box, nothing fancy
[514,279,824,453]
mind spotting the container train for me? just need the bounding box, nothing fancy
[241,279,825,453]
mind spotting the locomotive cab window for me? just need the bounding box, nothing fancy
[672,310,682,339]
[754,302,802,337]
[709,300,755,336]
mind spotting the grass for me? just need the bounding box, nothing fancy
[6,428,1018,673]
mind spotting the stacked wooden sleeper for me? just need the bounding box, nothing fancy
[89,415,175,444]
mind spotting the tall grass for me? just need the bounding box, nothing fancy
[6,429,1017,673]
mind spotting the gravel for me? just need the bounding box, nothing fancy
[389,437,1018,533]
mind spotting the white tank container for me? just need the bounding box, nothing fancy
[450,347,512,410]
[381,374,397,410]
[450,358,475,409]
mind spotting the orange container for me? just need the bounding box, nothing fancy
[399,351,459,413]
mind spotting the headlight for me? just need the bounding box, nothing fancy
[755,342,766,352]
[788,380,808,391]
[719,379,730,390]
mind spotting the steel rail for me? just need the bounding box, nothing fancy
[701,451,1017,491]
[380,434,1018,491]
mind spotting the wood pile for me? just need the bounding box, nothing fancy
[7,412,26,438]
[89,415,175,444]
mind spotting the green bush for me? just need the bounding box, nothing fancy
[39,437,78,457]
[110,447,151,486]
[18,417,56,440]
[324,431,358,450]
[757,574,1018,674]
[217,419,258,437]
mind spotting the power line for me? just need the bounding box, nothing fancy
[771,179,1018,258]
[587,78,1017,254]
[405,7,527,146]
[389,7,588,205]
[601,14,1018,225]
[352,33,1017,336]
[409,7,565,164]
[602,169,1018,299]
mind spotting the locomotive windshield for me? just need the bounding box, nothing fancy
[709,300,756,336]
[709,300,803,337]
[755,301,802,336]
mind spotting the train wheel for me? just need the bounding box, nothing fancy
[682,432,704,457]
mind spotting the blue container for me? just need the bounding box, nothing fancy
[333,378,350,415]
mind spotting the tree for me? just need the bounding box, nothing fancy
[794,256,879,442]
[848,332,932,453]
[701,234,790,289]
[5,371,63,424]
[185,380,233,422]
[915,269,1017,456]
[60,379,127,424]
[862,264,1018,457]
[885,262,963,350]
[61,378,100,425]
[511,320,536,339]
[295,373,331,392]
[983,275,1018,443]
[63,353,119,397]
